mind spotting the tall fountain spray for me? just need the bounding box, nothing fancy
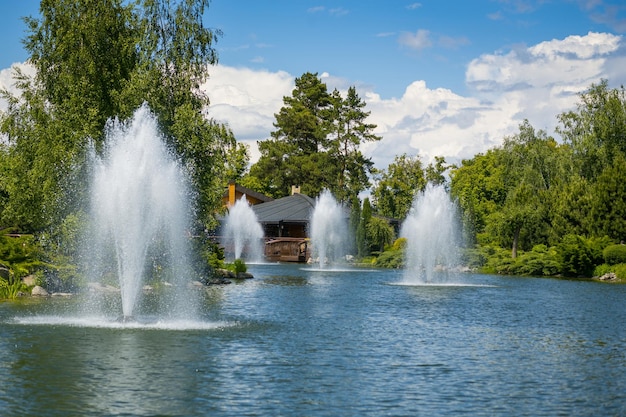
[222,195,264,262]
[89,105,195,320]
[401,184,461,284]
[310,190,348,269]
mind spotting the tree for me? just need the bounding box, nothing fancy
[1,0,230,231]
[557,80,626,180]
[23,0,138,141]
[327,86,381,202]
[348,195,361,254]
[372,154,426,219]
[588,153,626,241]
[249,72,332,198]
[356,198,372,257]
[449,149,507,245]
[425,156,449,187]
[249,73,379,200]
[367,217,395,253]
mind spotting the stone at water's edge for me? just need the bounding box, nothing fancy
[31,285,49,296]
[597,272,618,281]
[22,275,37,287]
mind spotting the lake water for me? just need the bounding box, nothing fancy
[1,263,625,416]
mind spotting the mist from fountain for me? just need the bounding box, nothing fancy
[400,184,461,284]
[310,190,349,269]
[88,104,196,320]
[222,195,264,262]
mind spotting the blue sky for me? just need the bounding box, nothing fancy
[2,1,626,170]
[207,0,625,97]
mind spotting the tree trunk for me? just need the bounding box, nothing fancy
[511,227,520,259]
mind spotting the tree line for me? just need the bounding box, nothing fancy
[1,1,625,292]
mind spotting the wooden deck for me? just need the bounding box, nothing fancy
[264,238,310,263]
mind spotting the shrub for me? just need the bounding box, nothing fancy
[0,278,25,299]
[557,234,595,277]
[603,244,626,265]
[374,249,404,268]
[390,238,407,251]
[593,263,613,277]
[615,264,626,280]
[233,258,247,274]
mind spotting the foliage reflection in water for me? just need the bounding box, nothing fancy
[1,264,625,417]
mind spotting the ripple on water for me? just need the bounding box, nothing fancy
[9,315,233,330]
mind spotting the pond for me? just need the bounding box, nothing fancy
[1,264,625,416]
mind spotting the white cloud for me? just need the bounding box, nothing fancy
[0,62,35,112]
[2,32,624,176]
[201,65,294,162]
[398,29,432,50]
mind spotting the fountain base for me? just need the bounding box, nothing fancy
[116,315,136,323]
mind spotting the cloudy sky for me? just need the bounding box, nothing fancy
[1,0,626,171]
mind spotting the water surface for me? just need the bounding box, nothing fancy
[1,264,624,416]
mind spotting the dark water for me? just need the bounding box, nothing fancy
[1,264,625,416]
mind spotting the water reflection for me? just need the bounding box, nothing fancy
[1,267,626,416]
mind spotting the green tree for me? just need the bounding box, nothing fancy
[327,86,381,202]
[489,121,560,256]
[1,0,230,231]
[449,149,507,244]
[372,154,426,220]
[425,156,449,187]
[555,80,626,243]
[249,72,332,198]
[357,198,373,257]
[588,153,626,240]
[367,217,395,253]
[23,0,138,141]
[348,195,361,254]
[249,73,379,200]
[557,80,626,181]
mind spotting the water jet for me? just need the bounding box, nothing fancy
[309,190,349,269]
[87,104,197,320]
[400,184,461,284]
[222,195,264,262]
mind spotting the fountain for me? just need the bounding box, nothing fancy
[400,184,461,284]
[222,195,264,262]
[309,190,349,269]
[87,104,196,320]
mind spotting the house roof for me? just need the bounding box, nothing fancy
[252,193,316,224]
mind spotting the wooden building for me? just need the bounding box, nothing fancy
[251,192,317,262]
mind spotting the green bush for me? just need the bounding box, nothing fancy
[615,264,626,280]
[390,237,407,251]
[481,244,560,276]
[374,250,404,268]
[0,278,26,299]
[224,259,247,275]
[603,244,626,265]
[593,263,613,277]
[557,234,596,277]
[233,258,247,274]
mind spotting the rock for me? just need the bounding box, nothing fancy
[236,272,254,279]
[598,272,618,281]
[190,280,205,287]
[0,265,9,280]
[31,285,49,296]
[143,285,154,292]
[22,275,37,287]
[51,292,73,297]
[216,268,236,278]
[206,277,231,285]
